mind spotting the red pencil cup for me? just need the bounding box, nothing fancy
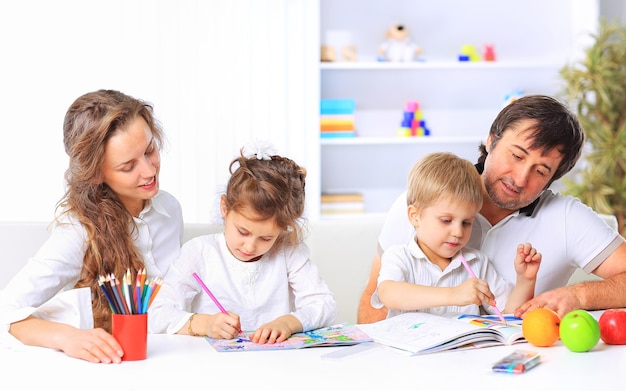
[112,313,148,361]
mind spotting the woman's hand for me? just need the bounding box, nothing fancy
[58,327,124,363]
[10,317,123,364]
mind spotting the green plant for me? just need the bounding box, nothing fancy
[560,19,626,235]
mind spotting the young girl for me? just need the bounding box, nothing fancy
[372,152,542,319]
[149,142,337,344]
[0,90,184,363]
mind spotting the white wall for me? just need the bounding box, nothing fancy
[0,0,319,223]
[0,0,612,224]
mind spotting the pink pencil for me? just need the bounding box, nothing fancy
[192,272,227,314]
[459,254,507,324]
[192,272,242,334]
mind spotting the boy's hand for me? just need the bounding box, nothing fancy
[455,278,496,307]
[515,243,542,280]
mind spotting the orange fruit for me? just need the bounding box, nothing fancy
[522,308,561,347]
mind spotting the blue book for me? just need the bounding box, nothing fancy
[320,131,356,138]
[321,99,355,115]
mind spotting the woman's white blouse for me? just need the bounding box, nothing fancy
[0,190,183,344]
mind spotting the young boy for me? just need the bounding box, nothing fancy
[372,152,541,318]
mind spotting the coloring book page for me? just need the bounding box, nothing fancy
[207,323,372,352]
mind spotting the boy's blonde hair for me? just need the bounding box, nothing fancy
[406,152,483,212]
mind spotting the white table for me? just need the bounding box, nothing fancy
[2,329,625,390]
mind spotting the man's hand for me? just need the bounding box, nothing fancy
[514,285,581,319]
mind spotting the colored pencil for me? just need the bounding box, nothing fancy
[103,275,122,314]
[459,254,507,324]
[135,269,143,314]
[125,269,135,314]
[141,283,153,314]
[192,272,227,313]
[193,272,242,334]
[192,272,241,334]
[139,268,147,301]
[110,273,130,315]
[121,273,132,315]
[98,268,162,315]
[98,276,117,313]
[147,277,162,309]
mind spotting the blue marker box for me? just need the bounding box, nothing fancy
[492,350,541,374]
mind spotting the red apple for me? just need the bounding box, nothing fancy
[599,309,626,345]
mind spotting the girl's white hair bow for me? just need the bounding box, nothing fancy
[242,139,278,160]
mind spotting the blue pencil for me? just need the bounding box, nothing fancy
[98,276,118,314]
[135,280,142,314]
[108,274,128,315]
[104,275,122,314]
[141,283,153,314]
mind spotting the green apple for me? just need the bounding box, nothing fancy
[559,310,600,352]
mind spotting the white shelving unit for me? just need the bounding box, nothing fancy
[318,0,598,216]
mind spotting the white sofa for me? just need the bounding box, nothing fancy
[0,213,616,324]
[0,215,385,324]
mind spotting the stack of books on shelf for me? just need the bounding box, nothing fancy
[320,99,356,138]
[321,193,365,215]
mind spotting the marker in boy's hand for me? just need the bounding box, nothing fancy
[459,254,507,324]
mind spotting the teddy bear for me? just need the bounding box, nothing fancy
[378,24,422,62]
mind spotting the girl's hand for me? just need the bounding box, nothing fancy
[198,311,241,340]
[250,314,302,344]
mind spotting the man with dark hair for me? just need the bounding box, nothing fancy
[358,95,626,323]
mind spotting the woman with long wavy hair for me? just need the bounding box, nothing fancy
[0,90,184,363]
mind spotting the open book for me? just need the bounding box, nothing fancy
[358,312,524,355]
[206,323,372,352]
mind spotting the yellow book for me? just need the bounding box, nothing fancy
[321,193,364,203]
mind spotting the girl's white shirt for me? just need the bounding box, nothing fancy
[148,232,338,334]
[0,190,183,348]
